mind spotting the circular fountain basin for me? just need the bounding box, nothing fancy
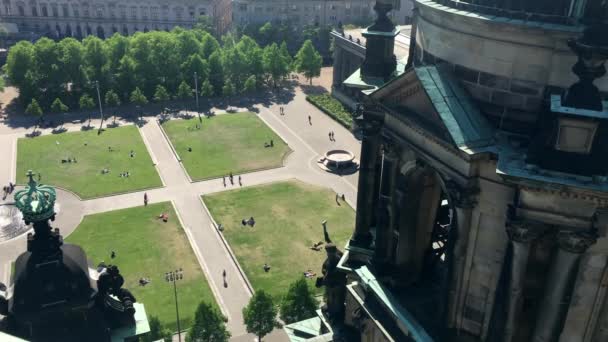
[325,150,355,168]
[0,204,30,243]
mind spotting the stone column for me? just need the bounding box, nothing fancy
[333,46,343,86]
[374,142,399,263]
[503,220,545,342]
[532,231,597,342]
[445,181,478,328]
[351,118,382,249]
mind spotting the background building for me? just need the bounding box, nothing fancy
[0,0,232,41]
[232,0,413,27]
[308,0,608,341]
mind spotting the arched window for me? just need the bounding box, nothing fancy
[40,3,47,16]
[31,4,37,17]
[72,4,79,17]
[17,2,25,16]
[61,4,68,17]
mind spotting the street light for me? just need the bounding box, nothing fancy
[194,72,201,122]
[94,80,104,135]
[165,268,184,342]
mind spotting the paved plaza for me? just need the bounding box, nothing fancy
[0,73,360,341]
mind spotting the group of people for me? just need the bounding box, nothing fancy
[223,172,242,187]
[264,140,274,148]
[61,157,78,163]
[241,216,256,227]
[328,131,336,141]
[279,106,286,116]
[119,171,131,178]
[2,182,15,200]
[157,212,169,222]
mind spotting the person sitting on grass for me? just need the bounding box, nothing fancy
[303,270,317,278]
[157,213,169,222]
[263,263,271,272]
[247,217,256,227]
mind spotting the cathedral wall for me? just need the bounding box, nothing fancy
[413,0,608,134]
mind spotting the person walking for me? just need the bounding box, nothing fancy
[144,193,148,206]
[308,115,312,125]
[238,175,242,186]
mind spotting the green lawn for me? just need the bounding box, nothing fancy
[65,202,216,331]
[16,125,162,199]
[203,180,355,299]
[162,112,290,181]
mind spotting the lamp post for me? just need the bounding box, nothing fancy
[165,268,184,342]
[94,80,104,134]
[194,72,201,122]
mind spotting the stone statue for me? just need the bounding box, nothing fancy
[315,243,347,322]
[97,265,137,320]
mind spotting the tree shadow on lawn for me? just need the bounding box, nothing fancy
[2,84,302,130]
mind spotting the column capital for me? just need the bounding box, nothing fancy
[382,139,400,161]
[445,180,478,209]
[506,220,546,244]
[557,231,597,254]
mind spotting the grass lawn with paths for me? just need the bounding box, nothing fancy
[162,112,290,181]
[16,125,162,199]
[65,202,216,331]
[203,180,355,299]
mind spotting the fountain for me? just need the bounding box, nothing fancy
[317,149,359,173]
[0,204,30,242]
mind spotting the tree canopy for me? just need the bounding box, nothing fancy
[294,40,323,85]
[243,290,280,342]
[5,27,321,111]
[186,301,230,342]
[280,278,318,324]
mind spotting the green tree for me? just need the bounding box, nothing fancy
[208,51,224,96]
[222,79,236,98]
[243,75,257,94]
[50,97,68,114]
[242,290,280,342]
[153,84,171,102]
[25,98,43,133]
[141,316,172,342]
[263,43,288,87]
[280,41,293,73]
[181,54,210,84]
[186,302,230,342]
[193,15,216,36]
[176,81,193,101]
[280,278,318,324]
[104,90,121,125]
[294,40,322,85]
[5,41,35,91]
[200,79,214,97]
[129,87,148,120]
[79,94,96,128]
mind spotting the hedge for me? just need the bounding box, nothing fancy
[306,94,353,129]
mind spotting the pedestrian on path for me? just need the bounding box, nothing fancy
[331,131,335,141]
[328,132,332,141]
[308,115,312,125]
[238,175,242,186]
[144,193,148,206]
[229,172,234,185]
[223,176,226,187]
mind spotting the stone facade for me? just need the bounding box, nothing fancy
[322,1,608,342]
[0,0,232,39]
[232,0,414,28]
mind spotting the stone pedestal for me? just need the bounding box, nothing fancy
[532,231,597,342]
[503,220,545,342]
[351,119,382,249]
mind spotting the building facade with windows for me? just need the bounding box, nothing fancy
[232,0,380,27]
[0,0,231,40]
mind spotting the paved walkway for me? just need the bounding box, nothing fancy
[0,82,360,341]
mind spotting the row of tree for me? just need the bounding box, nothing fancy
[144,278,318,342]
[5,27,323,113]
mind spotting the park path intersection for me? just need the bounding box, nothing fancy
[0,83,360,341]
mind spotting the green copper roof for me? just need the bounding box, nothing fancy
[343,62,407,95]
[414,65,495,149]
[355,266,434,342]
[284,316,326,342]
[110,303,151,342]
[14,170,57,223]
